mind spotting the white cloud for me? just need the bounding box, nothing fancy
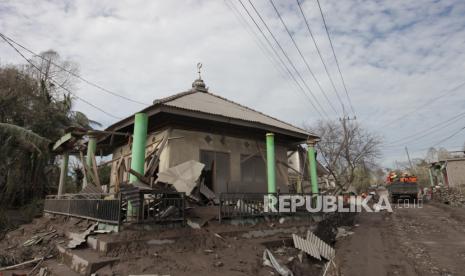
[1,0,465,166]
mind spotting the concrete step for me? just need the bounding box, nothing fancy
[66,231,109,253]
[56,244,119,275]
[86,223,312,256]
[43,260,81,276]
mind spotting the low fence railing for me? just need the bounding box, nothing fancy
[45,191,186,226]
[218,193,314,222]
[138,191,185,225]
[46,192,316,225]
[44,197,121,225]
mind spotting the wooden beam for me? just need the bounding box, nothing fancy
[91,153,101,188]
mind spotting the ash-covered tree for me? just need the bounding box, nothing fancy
[0,51,96,207]
[307,120,382,193]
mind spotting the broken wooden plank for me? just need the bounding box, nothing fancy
[128,169,151,185]
[0,258,43,271]
[199,180,219,204]
[145,129,171,178]
[79,151,88,186]
[91,153,101,188]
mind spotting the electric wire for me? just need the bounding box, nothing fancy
[295,0,347,117]
[316,0,356,117]
[226,0,324,124]
[0,32,149,106]
[244,0,331,119]
[224,0,290,86]
[237,0,328,119]
[383,110,465,147]
[0,34,122,120]
[430,126,465,148]
[381,80,465,128]
[269,0,340,116]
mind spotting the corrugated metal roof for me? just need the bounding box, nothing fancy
[105,82,318,140]
[160,91,312,136]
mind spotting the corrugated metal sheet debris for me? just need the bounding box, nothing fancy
[292,233,321,260]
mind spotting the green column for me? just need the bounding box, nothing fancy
[83,135,97,188]
[266,133,276,193]
[129,113,148,183]
[428,168,434,187]
[127,113,148,220]
[86,135,97,168]
[296,175,302,194]
[57,153,69,197]
[307,140,319,195]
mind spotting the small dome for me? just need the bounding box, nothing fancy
[192,78,208,92]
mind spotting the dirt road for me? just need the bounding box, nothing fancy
[336,202,465,276]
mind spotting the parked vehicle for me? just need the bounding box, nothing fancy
[388,181,419,202]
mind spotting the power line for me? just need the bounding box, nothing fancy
[316,0,356,117]
[295,0,346,117]
[224,0,289,85]
[245,0,331,118]
[384,110,465,147]
[0,34,122,120]
[0,32,149,107]
[381,80,465,128]
[269,0,340,116]
[226,0,324,122]
[237,0,328,119]
[430,126,465,148]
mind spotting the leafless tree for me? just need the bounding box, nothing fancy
[23,50,79,102]
[425,147,451,163]
[306,119,382,193]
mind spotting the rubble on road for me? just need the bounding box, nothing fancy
[0,257,43,272]
[67,222,98,249]
[0,215,89,270]
[335,227,354,239]
[0,212,355,276]
[433,187,465,206]
[23,230,57,247]
[263,249,294,276]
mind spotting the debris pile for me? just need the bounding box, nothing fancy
[119,160,222,224]
[0,216,91,271]
[434,187,465,206]
[156,160,219,205]
[263,248,294,276]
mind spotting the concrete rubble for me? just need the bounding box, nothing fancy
[335,227,354,239]
[263,249,294,276]
[433,187,465,206]
[67,223,98,249]
[0,211,356,275]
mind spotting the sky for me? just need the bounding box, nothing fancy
[1,0,465,167]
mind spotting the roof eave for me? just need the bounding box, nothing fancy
[160,105,317,141]
[105,104,318,142]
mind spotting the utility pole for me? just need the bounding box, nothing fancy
[339,116,356,189]
[405,146,415,173]
[339,116,357,152]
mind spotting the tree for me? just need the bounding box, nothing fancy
[307,119,382,193]
[24,50,79,102]
[425,147,438,163]
[426,147,452,163]
[0,53,94,208]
